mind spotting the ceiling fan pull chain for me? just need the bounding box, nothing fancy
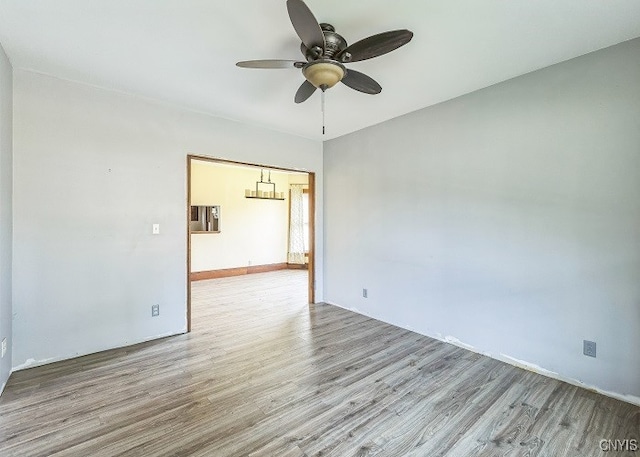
[321,89,326,135]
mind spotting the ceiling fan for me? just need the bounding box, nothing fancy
[236,0,413,106]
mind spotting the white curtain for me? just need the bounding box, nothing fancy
[288,185,306,264]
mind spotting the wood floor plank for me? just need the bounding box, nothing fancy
[0,270,637,456]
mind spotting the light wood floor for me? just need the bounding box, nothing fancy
[1,270,638,456]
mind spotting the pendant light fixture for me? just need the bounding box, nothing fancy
[244,170,285,200]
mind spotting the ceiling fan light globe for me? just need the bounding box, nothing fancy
[302,61,345,89]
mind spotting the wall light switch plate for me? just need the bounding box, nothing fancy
[1,338,6,358]
[152,224,160,235]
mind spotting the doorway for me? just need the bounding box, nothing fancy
[186,155,316,332]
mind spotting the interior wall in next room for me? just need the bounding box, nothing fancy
[190,160,308,272]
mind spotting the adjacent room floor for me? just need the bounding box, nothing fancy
[0,270,638,456]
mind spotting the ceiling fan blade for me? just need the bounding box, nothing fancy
[286,0,325,51]
[341,69,382,94]
[236,59,305,69]
[295,80,317,103]
[338,29,413,63]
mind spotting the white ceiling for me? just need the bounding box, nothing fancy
[1,0,639,141]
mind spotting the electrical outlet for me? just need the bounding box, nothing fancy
[583,340,596,358]
[363,288,368,298]
[152,304,160,317]
[1,338,6,358]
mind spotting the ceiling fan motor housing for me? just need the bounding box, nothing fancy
[300,23,348,61]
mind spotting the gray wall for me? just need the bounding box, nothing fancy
[12,70,323,370]
[324,38,640,403]
[0,44,12,393]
